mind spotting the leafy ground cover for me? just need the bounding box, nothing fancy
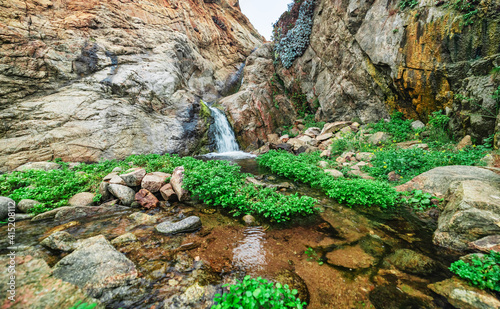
[0,154,317,222]
[449,251,500,292]
[212,275,306,309]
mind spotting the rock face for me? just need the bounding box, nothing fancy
[0,0,262,172]
[220,44,297,149]
[274,0,500,143]
[434,180,500,251]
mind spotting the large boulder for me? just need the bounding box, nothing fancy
[396,166,500,198]
[433,180,500,251]
[108,184,136,206]
[170,166,189,201]
[0,255,99,308]
[156,216,202,235]
[0,197,15,220]
[52,235,137,293]
[428,277,500,309]
[54,205,131,221]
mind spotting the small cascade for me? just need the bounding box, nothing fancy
[209,106,240,153]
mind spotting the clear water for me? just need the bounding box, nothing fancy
[208,106,240,153]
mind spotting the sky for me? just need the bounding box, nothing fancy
[239,0,291,41]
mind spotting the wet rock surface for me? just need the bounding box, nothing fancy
[429,277,500,309]
[156,216,202,235]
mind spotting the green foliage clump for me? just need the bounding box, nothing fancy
[493,85,500,104]
[183,159,317,222]
[449,251,500,292]
[212,275,306,309]
[303,114,325,130]
[258,150,399,208]
[451,0,479,26]
[275,0,316,69]
[1,154,316,221]
[401,189,439,212]
[368,112,418,142]
[399,0,419,9]
[368,146,487,182]
[319,178,400,208]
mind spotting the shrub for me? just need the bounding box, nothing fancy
[320,178,400,208]
[212,275,306,309]
[275,0,316,68]
[449,251,500,292]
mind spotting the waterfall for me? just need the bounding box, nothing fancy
[209,106,240,153]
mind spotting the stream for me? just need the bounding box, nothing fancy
[0,107,461,309]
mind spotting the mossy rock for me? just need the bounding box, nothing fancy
[274,269,310,305]
[386,249,437,275]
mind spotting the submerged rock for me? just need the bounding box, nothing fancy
[41,231,78,252]
[156,216,202,235]
[326,244,376,269]
[274,270,310,305]
[386,249,436,275]
[52,235,137,292]
[111,233,138,246]
[54,205,130,221]
[164,282,217,309]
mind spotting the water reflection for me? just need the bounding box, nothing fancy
[232,226,267,274]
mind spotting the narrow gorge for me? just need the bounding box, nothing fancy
[1,0,500,308]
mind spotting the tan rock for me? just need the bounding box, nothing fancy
[320,122,353,135]
[267,134,280,144]
[141,173,169,193]
[160,183,177,202]
[324,169,344,178]
[316,133,333,142]
[457,135,472,150]
[68,192,95,206]
[326,245,375,269]
[171,166,189,201]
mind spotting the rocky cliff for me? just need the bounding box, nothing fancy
[0,0,262,171]
[276,0,500,142]
[227,0,500,150]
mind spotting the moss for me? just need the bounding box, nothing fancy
[199,99,211,120]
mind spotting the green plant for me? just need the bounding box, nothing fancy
[399,0,419,9]
[493,85,500,104]
[368,147,487,182]
[212,275,306,309]
[368,111,419,142]
[303,114,325,130]
[258,151,399,208]
[320,178,400,208]
[305,247,323,265]
[427,111,451,144]
[402,189,439,211]
[449,251,500,292]
[451,0,478,26]
[67,301,97,309]
[393,28,399,33]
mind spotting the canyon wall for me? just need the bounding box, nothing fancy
[263,0,499,147]
[0,0,262,171]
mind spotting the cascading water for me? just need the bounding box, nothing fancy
[209,106,240,153]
